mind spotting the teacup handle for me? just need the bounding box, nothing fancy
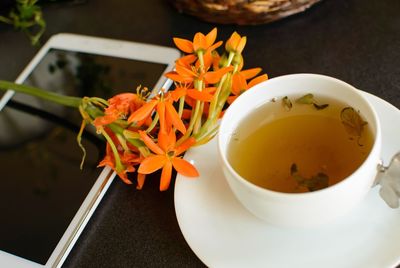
[374,152,400,208]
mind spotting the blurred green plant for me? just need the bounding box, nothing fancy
[0,0,46,45]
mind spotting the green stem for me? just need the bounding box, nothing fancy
[0,16,13,24]
[107,122,125,136]
[195,73,232,140]
[178,95,185,118]
[146,113,159,133]
[197,50,205,71]
[176,79,203,146]
[82,103,126,138]
[101,128,124,173]
[195,124,219,145]
[207,52,235,120]
[0,80,82,108]
[177,99,200,146]
[193,101,203,134]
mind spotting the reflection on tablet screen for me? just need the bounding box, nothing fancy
[0,49,167,264]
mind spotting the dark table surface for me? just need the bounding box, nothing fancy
[1,0,400,267]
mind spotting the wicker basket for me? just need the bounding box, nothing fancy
[170,0,321,25]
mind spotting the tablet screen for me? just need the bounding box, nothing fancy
[0,49,168,264]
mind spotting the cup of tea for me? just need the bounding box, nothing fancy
[218,73,382,227]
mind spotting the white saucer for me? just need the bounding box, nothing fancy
[174,92,400,268]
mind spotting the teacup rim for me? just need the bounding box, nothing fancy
[218,73,382,199]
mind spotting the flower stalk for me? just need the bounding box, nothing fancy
[0,80,81,108]
[0,28,268,191]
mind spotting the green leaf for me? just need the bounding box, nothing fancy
[295,93,329,110]
[296,94,314,104]
[313,103,329,110]
[290,163,298,175]
[303,173,329,192]
[340,107,367,137]
[290,163,330,192]
[1,0,45,45]
[282,96,292,110]
[126,138,145,148]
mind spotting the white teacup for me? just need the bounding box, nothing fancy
[218,73,382,227]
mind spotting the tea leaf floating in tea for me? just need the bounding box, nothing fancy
[340,107,368,140]
[282,96,292,110]
[313,103,329,110]
[296,93,329,110]
[296,93,314,104]
[290,163,329,192]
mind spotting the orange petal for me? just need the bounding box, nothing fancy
[227,95,237,104]
[205,28,217,48]
[93,114,118,126]
[165,102,186,134]
[185,97,195,108]
[226,32,240,52]
[157,101,166,133]
[202,50,213,70]
[172,157,199,177]
[136,173,146,190]
[157,130,170,153]
[175,137,196,155]
[109,93,137,105]
[121,151,141,164]
[248,74,268,88]
[176,63,196,79]
[204,87,217,94]
[97,157,114,168]
[160,161,172,191]
[117,171,133,185]
[173,37,194,53]
[204,66,234,84]
[236,36,247,54]
[158,129,176,152]
[128,100,157,123]
[240,68,262,80]
[182,109,192,119]
[170,87,187,101]
[207,40,223,53]
[238,59,244,72]
[187,89,213,102]
[139,130,164,155]
[232,73,248,95]
[193,32,207,52]
[138,155,167,174]
[211,49,221,70]
[98,144,114,168]
[177,54,197,65]
[164,72,188,83]
[202,102,210,117]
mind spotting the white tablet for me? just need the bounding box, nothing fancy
[0,34,180,267]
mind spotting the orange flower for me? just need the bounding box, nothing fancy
[128,93,186,134]
[98,131,142,184]
[93,93,145,127]
[228,68,268,104]
[165,60,233,85]
[138,130,198,191]
[173,28,222,54]
[225,32,247,54]
[171,85,216,103]
[136,173,146,190]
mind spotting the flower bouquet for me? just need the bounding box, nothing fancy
[0,28,268,191]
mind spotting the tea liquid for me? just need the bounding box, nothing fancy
[228,96,374,193]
